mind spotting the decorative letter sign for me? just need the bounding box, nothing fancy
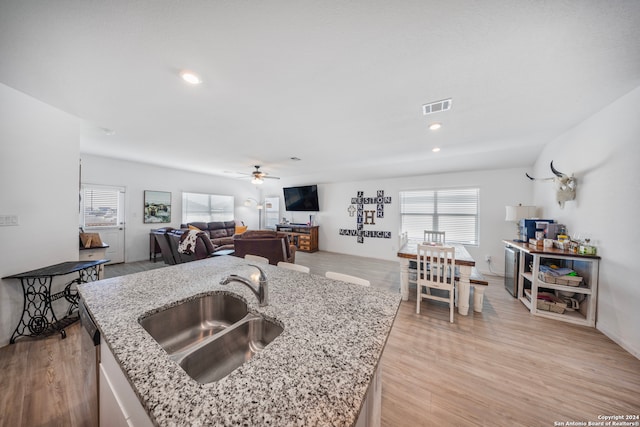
[339,190,392,243]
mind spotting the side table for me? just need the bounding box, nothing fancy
[3,259,110,343]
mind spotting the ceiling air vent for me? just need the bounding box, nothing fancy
[422,98,452,115]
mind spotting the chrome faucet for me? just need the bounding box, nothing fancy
[219,264,269,307]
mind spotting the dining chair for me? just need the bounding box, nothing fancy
[244,254,269,264]
[325,271,370,287]
[423,230,446,245]
[277,261,310,274]
[416,244,456,322]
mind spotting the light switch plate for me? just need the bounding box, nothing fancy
[0,215,19,226]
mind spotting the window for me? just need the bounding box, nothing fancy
[182,193,234,223]
[81,185,123,228]
[400,188,479,246]
[263,197,280,229]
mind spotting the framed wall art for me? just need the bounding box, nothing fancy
[144,190,171,223]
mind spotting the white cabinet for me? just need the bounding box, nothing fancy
[79,245,108,279]
[355,363,382,427]
[506,241,600,327]
[99,339,154,427]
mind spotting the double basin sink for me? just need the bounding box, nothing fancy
[139,293,283,384]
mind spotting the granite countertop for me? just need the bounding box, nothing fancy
[77,255,401,426]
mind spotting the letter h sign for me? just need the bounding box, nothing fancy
[339,190,392,243]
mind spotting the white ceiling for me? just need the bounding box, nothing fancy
[2,1,640,184]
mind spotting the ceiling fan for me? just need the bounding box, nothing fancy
[244,165,280,185]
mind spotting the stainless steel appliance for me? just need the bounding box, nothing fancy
[504,245,519,297]
[79,299,100,426]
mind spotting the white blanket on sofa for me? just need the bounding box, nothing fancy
[178,230,199,254]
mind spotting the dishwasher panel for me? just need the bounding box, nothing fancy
[79,299,100,426]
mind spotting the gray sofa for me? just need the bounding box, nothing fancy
[180,221,237,248]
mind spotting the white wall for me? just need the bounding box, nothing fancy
[275,167,534,272]
[80,154,263,262]
[532,85,640,358]
[0,84,80,346]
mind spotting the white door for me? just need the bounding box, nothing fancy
[81,185,126,264]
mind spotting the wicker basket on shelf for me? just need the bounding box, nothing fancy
[538,272,582,286]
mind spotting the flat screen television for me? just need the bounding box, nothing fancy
[283,185,319,211]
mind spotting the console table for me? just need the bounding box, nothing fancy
[3,259,109,343]
[275,224,319,252]
[503,240,600,327]
[149,231,162,262]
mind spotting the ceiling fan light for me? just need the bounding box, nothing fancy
[251,177,263,185]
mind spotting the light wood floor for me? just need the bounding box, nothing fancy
[1,252,639,426]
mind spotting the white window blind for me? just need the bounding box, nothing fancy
[81,186,121,227]
[400,188,479,246]
[182,193,234,223]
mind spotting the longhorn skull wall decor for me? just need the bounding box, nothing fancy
[526,161,577,208]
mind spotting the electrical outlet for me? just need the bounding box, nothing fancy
[485,255,492,262]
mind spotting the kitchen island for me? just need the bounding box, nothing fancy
[77,255,401,426]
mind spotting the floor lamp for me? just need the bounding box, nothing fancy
[256,205,263,229]
[244,198,263,229]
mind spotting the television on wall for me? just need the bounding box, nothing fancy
[283,185,319,211]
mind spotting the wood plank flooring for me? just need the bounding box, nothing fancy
[1,252,638,427]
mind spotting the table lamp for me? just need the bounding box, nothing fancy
[505,204,536,242]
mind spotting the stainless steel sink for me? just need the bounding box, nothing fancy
[139,293,248,355]
[178,315,283,384]
[139,293,283,383]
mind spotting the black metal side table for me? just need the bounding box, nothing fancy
[3,259,110,343]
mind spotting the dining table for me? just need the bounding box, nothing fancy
[397,241,484,315]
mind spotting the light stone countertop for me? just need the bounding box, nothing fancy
[77,255,401,426]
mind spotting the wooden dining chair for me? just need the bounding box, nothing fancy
[277,261,310,273]
[244,254,269,264]
[416,244,456,322]
[423,230,446,245]
[325,271,370,287]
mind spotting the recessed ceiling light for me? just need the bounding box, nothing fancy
[180,70,202,85]
[432,147,441,153]
[429,123,442,131]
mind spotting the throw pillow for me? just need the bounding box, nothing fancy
[188,224,201,231]
[235,225,248,234]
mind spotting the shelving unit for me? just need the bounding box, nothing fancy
[276,224,319,253]
[504,240,600,327]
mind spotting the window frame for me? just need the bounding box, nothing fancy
[263,197,280,229]
[400,187,480,246]
[80,184,124,228]
[181,192,234,223]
